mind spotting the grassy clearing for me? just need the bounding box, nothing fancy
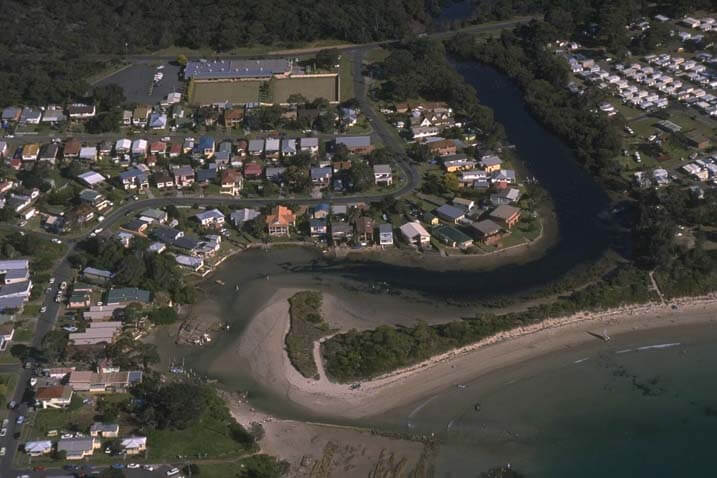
[0,373,18,416]
[285,291,330,379]
[146,415,250,461]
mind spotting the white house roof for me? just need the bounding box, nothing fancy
[121,436,147,450]
[77,171,106,186]
[400,221,429,239]
[24,441,52,453]
[195,209,224,222]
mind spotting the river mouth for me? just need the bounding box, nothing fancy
[149,60,634,474]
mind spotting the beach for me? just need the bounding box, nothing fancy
[227,288,717,420]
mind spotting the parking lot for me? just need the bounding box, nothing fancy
[98,62,183,104]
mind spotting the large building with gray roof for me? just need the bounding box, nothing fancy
[184,59,293,80]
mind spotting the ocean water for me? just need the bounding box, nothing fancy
[373,323,717,477]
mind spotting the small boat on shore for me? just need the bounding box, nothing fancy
[215,279,225,285]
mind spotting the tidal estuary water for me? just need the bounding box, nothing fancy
[152,63,717,476]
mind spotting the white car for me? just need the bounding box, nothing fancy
[0,447,6,456]
[167,468,181,476]
[93,227,103,234]
[51,238,62,244]
[97,215,105,222]
[89,232,96,238]
[127,463,140,469]
[60,281,67,290]
[0,428,6,437]
[49,277,55,284]
[161,136,170,141]
[30,378,37,387]
[40,306,47,313]
[143,465,156,471]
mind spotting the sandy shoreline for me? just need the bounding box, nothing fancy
[232,289,717,421]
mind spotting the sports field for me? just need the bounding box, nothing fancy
[188,75,338,105]
[272,75,339,103]
[189,80,262,105]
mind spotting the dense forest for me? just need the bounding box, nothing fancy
[1,0,438,105]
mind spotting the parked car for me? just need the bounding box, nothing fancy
[16,415,24,425]
[167,468,181,476]
[40,306,47,313]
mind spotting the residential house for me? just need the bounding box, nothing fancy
[373,164,393,186]
[224,107,244,128]
[63,139,82,159]
[149,112,167,129]
[265,166,287,183]
[340,107,359,126]
[67,104,96,119]
[264,138,280,159]
[490,188,521,206]
[106,287,151,305]
[168,142,182,158]
[400,221,430,246]
[281,138,297,157]
[173,165,195,188]
[311,167,332,187]
[176,255,204,271]
[24,441,53,457]
[35,385,73,409]
[300,137,319,156]
[194,209,225,228]
[220,169,242,196]
[90,423,119,438]
[132,105,151,126]
[58,437,100,460]
[115,138,132,154]
[435,204,465,223]
[79,189,109,209]
[471,219,503,244]
[79,146,97,162]
[122,110,133,125]
[443,154,476,172]
[198,136,215,157]
[426,139,457,157]
[78,171,106,188]
[196,168,217,185]
[489,205,521,228]
[38,143,59,163]
[480,155,503,172]
[356,216,374,244]
[41,106,65,123]
[266,205,295,237]
[121,436,148,455]
[69,370,143,393]
[153,172,174,189]
[21,143,40,162]
[131,139,148,157]
[312,203,330,219]
[411,126,440,138]
[378,223,394,246]
[230,208,260,227]
[1,106,21,122]
[335,136,373,155]
[248,139,264,156]
[310,218,328,237]
[331,222,353,242]
[118,168,149,191]
[69,322,123,345]
[149,141,167,156]
[19,107,41,124]
[121,219,149,235]
[83,267,113,283]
